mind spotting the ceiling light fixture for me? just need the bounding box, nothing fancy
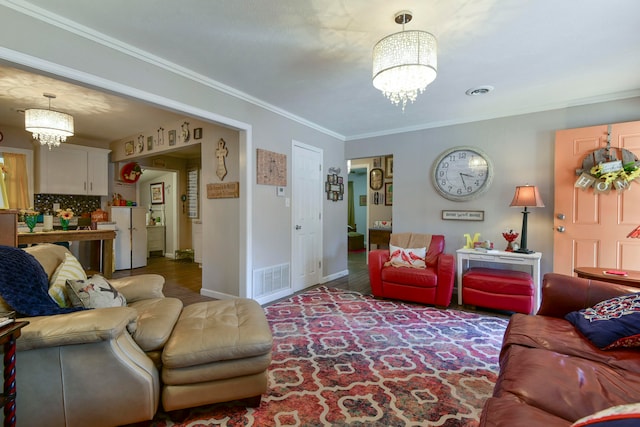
[25,93,74,150]
[372,10,437,111]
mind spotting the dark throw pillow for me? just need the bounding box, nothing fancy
[565,292,640,350]
[571,403,640,426]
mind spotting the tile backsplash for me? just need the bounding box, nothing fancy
[34,194,102,216]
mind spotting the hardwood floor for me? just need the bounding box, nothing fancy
[112,256,215,306]
[112,251,492,315]
[111,250,372,306]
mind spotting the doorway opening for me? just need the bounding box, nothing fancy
[348,165,368,270]
[138,168,179,259]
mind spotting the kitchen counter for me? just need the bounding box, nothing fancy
[18,229,116,278]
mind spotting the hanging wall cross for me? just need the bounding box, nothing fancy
[216,138,228,180]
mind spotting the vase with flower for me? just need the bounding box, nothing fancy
[57,208,74,231]
[21,208,39,233]
[502,229,520,252]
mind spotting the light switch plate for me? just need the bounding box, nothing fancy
[276,186,285,197]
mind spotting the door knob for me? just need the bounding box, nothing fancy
[295,225,302,230]
[556,226,565,232]
[556,213,566,220]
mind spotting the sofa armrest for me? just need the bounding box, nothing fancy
[536,272,639,318]
[17,307,139,351]
[368,249,388,296]
[434,253,456,307]
[110,274,165,303]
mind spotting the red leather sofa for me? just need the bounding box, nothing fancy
[368,233,455,307]
[480,273,640,426]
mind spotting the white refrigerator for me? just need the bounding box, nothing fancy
[110,206,147,270]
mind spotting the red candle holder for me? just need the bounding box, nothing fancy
[502,231,519,252]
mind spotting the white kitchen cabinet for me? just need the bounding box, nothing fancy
[36,144,110,195]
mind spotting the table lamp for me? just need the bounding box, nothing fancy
[510,185,544,254]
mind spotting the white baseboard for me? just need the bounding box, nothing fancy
[321,269,348,284]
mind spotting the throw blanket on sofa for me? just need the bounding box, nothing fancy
[0,246,84,316]
[389,233,432,250]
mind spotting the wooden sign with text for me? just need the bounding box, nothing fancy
[207,182,240,199]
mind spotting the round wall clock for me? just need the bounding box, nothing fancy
[370,168,384,190]
[432,146,493,201]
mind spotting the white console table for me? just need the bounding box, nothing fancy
[456,248,542,312]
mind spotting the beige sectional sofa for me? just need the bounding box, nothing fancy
[0,244,272,427]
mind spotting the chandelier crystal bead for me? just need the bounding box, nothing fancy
[24,94,74,150]
[372,12,437,111]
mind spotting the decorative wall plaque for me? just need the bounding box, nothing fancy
[257,148,287,186]
[207,182,240,199]
[216,138,228,181]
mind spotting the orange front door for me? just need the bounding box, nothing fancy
[554,121,640,275]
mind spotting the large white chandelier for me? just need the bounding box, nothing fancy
[25,93,74,150]
[372,11,437,111]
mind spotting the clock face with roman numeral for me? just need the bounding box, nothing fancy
[432,146,493,201]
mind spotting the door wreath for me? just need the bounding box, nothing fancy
[575,145,640,193]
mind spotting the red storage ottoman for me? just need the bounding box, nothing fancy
[462,267,534,314]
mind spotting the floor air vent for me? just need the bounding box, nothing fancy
[253,263,290,299]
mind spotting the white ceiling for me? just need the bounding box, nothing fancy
[1,0,639,143]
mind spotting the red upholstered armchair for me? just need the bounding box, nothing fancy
[368,233,455,307]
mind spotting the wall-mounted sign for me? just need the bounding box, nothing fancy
[207,182,240,199]
[442,210,485,221]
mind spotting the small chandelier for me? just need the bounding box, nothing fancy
[25,93,74,150]
[372,11,437,110]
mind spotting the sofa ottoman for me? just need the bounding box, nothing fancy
[462,267,534,314]
[161,299,273,411]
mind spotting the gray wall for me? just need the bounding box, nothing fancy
[0,6,347,301]
[346,97,640,276]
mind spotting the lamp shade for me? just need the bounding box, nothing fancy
[510,185,545,208]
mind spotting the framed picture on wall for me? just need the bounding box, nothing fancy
[150,182,165,204]
[124,141,134,156]
[385,156,393,178]
[168,130,177,146]
[385,182,393,206]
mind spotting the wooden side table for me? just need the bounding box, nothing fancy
[368,228,391,251]
[574,267,640,288]
[0,321,28,427]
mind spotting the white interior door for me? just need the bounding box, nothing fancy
[292,142,322,292]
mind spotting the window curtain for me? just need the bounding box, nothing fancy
[347,181,355,229]
[0,162,8,209]
[2,153,30,209]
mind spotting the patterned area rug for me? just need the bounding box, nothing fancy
[140,287,509,426]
